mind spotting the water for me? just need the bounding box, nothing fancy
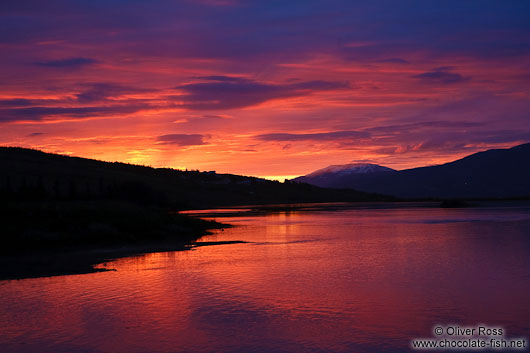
[1,203,529,352]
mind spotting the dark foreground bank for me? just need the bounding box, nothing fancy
[0,200,227,280]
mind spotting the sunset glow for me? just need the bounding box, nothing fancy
[1,1,530,179]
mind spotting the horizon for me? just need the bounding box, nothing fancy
[3,141,528,182]
[1,1,530,179]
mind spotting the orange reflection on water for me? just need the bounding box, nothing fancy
[1,206,530,353]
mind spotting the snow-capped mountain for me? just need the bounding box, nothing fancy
[294,163,395,188]
[305,163,395,178]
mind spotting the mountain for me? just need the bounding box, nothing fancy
[295,163,395,188]
[294,143,530,199]
[0,147,391,209]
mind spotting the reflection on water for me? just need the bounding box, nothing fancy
[1,204,530,352]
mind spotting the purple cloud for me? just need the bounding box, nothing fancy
[365,121,483,134]
[35,57,98,69]
[256,130,370,142]
[27,132,44,137]
[378,58,409,64]
[0,104,149,123]
[176,77,349,110]
[194,76,247,82]
[413,67,469,84]
[0,98,34,107]
[75,83,154,103]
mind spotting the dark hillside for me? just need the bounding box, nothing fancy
[294,143,530,199]
[0,147,391,209]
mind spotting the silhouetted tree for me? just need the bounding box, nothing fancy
[68,180,77,200]
[53,178,61,199]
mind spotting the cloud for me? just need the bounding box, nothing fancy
[173,114,232,129]
[0,104,149,123]
[365,120,483,134]
[0,81,162,123]
[27,132,44,137]
[0,98,34,107]
[372,127,530,157]
[35,57,98,69]
[413,67,469,84]
[194,76,247,82]
[155,134,207,146]
[377,58,409,64]
[75,83,154,103]
[255,130,370,142]
[175,76,349,110]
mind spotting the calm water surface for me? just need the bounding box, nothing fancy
[1,203,530,352]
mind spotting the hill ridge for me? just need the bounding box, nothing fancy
[294,143,530,199]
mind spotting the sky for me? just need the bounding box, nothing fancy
[1,0,530,180]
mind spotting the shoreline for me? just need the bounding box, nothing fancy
[0,236,248,281]
[181,199,530,218]
[0,200,231,281]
